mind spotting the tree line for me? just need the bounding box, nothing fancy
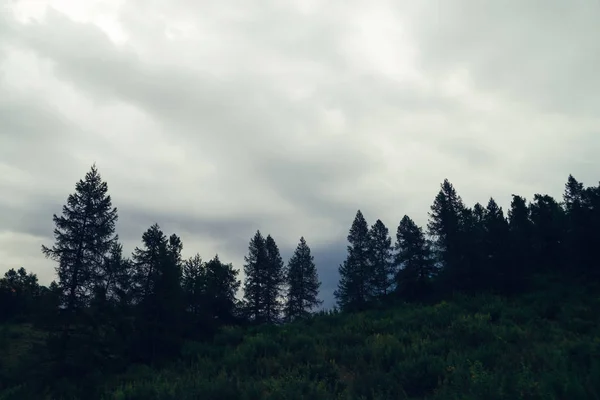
[1,165,599,383]
[335,176,600,311]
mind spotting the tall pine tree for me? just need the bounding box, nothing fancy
[368,219,393,301]
[284,237,322,321]
[130,224,184,363]
[203,254,241,325]
[243,230,268,323]
[482,198,511,293]
[40,164,118,368]
[394,215,435,301]
[508,194,533,290]
[41,164,118,315]
[335,210,372,312]
[264,235,285,323]
[427,179,467,292]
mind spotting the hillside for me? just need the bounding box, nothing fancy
[3,276,599,400]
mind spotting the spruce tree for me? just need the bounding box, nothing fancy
[508,194,533,290]
[529,194,566,274]
[182,253,205,325]
[41,164,118,315]
[131,224,184,362]
[264,235,285,323]
[482,198,511,293]
[40,164,118,367]
[427,179,467,292]
[368,219,393,300]
[563,175,588,275]
[284,237,322,321]
[203,254,241,325]
[335,210,372,312]
[242,230,268,323]
[394,215,435,301]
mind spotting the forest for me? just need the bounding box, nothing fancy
[1,165,599,399]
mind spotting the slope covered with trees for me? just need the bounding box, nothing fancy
[1,165,600,399]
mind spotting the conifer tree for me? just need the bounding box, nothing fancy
[182,253,205,323]
[508,194,533,289]
[243,230,268,323]
[394,215,435,301]
[368,219,393,300]
[529,194,566,274]
[41,164,118,315]
[482,198,511,292]
[131,224,184,362]
[563,175,588,275]
[264,235,285,323]
[335,210,372,312]
[284,237,322,321]
[40,165,118,367]
[203,254,241,325]
[427,179,467,292]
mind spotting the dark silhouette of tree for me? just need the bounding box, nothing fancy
[41,164,118,314]
[203,254,241,325]
[131,224,184,363]
[529,194,566,274]
[0,267,41,321]
[508,194,533,291]
[40,164,118,370]
[394,215,435,301]
[182,253,206,329]
[368,219,393,301]
[243,230,269,323]
[482,198,511,293]
[459,203,488,292]
[284,237,322,321]
[427,179,468,293]
[563,175,589,276]
[264,235,285,323]
[335,210,372,312]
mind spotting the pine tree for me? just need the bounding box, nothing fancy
[482,198,511,293]
[131,224,184,363]
[427,179,467,292]
[41,164,118,316]
[40,165,118,368]
[563,175,588,275]
[243,230,268,323]
[182,253,205,323]
[0,267,41,320]
[394,215,435,301]
[368,219,393,300]
[264,235,285,323]
[335,210,372,312]
[203,254,241,325]
[284,237,322,321]
[529,194,566,274]
[508,194,533,290]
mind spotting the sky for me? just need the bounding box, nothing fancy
[1,0,599,309]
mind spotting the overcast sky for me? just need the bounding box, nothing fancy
[1,1,599,308]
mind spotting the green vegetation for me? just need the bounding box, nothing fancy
[3,276,600,399]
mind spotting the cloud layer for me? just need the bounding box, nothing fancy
[1,0,599,308]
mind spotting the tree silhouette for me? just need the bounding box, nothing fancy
[394,215,435,301]
[335,210,372,312]
[284,236,322,321]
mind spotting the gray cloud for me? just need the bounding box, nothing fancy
[1,1,599,308]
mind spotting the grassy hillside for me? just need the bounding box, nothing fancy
[2,277,600,400]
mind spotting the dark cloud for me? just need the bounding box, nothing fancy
[1,1,599,309]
